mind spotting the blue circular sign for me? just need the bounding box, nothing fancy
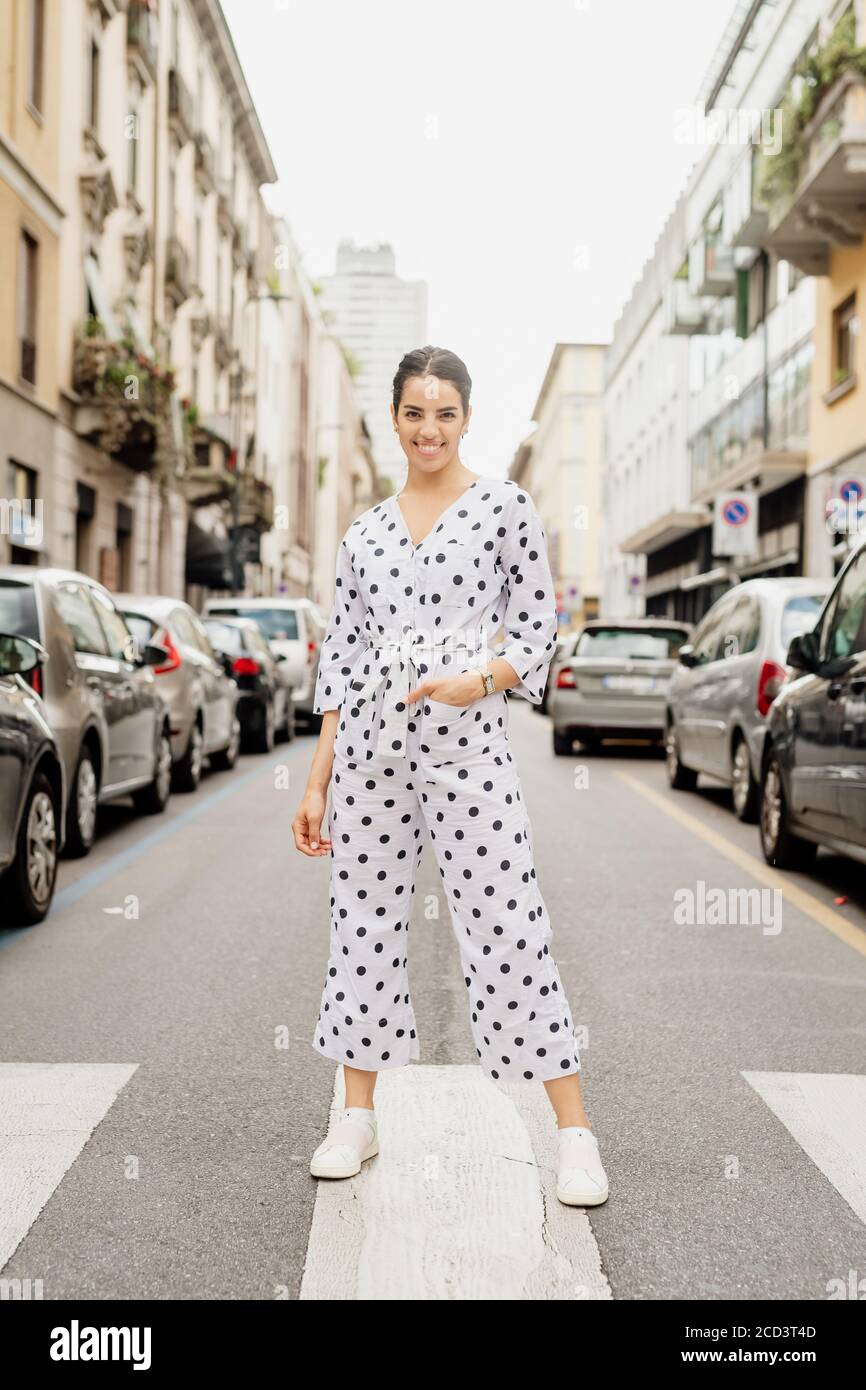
[840,478,863,502]
[722,497,750,527]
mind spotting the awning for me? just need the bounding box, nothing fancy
[185,520,240,589]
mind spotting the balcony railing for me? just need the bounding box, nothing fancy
[165,235,191,306]
[688,229,735,298]
[689,341,812,502]
[237,472,275,530]
[194,132,216,191]
[71,333,175,473]
[168,66,194,145]
[724,144,769,249]
[763,70,866,275]
[126,2,158,85]
[662,278,708,336]
[214,316,232,369]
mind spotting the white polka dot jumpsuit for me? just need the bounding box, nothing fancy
[310,476,581,1084]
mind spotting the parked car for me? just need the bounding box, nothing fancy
[0,567,173,857]
[201,597,323,728]
[549,618,693,755]
[115,594,242,791]
[665,578,832,822]
[760,542,866,869]
[0,634,65,925]
[541,630,580,715]
[201,616,289,753]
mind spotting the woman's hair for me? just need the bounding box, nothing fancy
[392,346,472,416]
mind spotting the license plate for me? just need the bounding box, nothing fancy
[602,674,657,693]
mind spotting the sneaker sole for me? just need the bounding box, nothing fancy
[556,1182,609,1206]
[309,1137,379,1179]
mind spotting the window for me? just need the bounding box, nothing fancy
[234,607,300,641]
[88,585,135,660]
[88,34,100,133]
[0,580,40,641]
[691,606,729,665]
[55,583,109,656]
[780,594,825,649]
[127,91,139,196]
[574,626,689,660]
[28,0,45,113]
[719,595,761,658]
[832,293,858,387]
[18,231,38,385]
[822,552,866,663]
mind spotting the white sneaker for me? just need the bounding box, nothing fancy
[556,1125,609,1206]
[309,1106,379,1179]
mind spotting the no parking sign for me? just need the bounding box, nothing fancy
[713,489,758,557]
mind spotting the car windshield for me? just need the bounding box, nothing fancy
[233,607,299,641]
[204,621,244,654]
[780,595,825,648]
[0,580,39,640]
[575,627,688,659]
[122,613,155,644]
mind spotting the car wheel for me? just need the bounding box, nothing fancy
[731,735,759,823]
[3,772,59,925]
[665,722,698,791]
[174,719,204,792]
[132,727,173,815]
[553,728,573,756]
[210,715,241,771]
[254,698,276,753]
[64,744,99,858]
[760,752,818,870]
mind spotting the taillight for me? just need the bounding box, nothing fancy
[233,655,261,676]
[27,664,42,696]
[757,660,787,717]
[153,627,182,675]
[308,639,316,663]
[556,666,576,689]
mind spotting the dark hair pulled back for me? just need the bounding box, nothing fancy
[392,346,472,416]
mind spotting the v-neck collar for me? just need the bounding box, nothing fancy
[392,477,479,551]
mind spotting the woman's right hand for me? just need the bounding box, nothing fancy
[292,788,332,856]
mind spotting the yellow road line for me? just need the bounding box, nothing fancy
[615,770,866,959]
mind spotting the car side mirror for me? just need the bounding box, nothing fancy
[0,633,47,676]
[274,650,288,662]
[678,644,699,668]
[143,642,170,667]
[786,630,818,672]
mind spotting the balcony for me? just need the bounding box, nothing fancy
[182,424,236,506]
[231,220,248,271]
[165,235,191,306]
[724,144,769,249]
[194,132,216,192]
[216,181,233,236]
[19,337,36,386]
[662,277,708,335]
[237,471,274,530]
[763,70,866,276]
[126,2,158,85]
[168,66,194,145]
[214,316,232,370]
[71,334,174,473]
[688,228,735,298]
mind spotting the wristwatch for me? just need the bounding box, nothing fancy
[478,666,496,698]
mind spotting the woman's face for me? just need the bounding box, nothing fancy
[391,375,471,475]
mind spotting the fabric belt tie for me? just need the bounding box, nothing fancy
[352,625,485,758]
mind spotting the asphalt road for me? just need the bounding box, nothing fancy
[1,701,865,1300]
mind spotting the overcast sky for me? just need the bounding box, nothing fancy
[221,0,736,478]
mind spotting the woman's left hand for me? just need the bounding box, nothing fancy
[406,670,484,708]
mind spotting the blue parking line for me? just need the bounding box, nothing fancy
[1,749,290,947]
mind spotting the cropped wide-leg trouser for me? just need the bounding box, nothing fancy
[312,692,581,1085]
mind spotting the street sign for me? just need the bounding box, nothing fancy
[713,489,757,557]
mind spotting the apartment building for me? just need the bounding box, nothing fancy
[514,343,605,630]
[0,0,63,563]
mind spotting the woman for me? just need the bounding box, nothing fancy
[293,346,608,1207]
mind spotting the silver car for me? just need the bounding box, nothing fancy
[115,594,242,792]
[665,577,832,821]
[201,596,324,728]
[549,618,693,755]
[0,567,173,857]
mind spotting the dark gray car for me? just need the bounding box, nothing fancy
[0,634,65,924]
[0,567,173,858]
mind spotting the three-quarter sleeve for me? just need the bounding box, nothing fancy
[313,534,367,714]
[491,487,558,704]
